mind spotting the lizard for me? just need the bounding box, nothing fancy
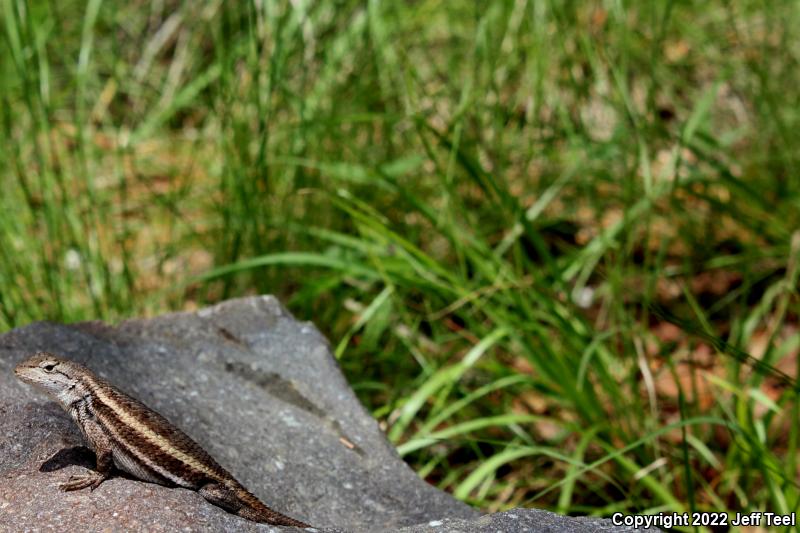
[14,351,313,529]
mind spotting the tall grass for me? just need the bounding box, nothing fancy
[2,0,799,527]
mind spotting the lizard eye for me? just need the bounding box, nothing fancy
[42,363,56,372]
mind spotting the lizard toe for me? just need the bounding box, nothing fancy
[59,471,107,492]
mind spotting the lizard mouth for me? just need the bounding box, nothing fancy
[13,365,34,382]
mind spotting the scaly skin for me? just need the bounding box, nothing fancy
[14,352,312,528]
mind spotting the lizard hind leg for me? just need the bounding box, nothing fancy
[199,482,244,515]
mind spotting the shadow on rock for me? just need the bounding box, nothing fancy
[39,446,96,472]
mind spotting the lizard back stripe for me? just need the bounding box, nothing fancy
[110,436,174,486]
[80,373,229,487]
[91,401,197,487]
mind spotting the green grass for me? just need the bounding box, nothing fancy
[2,0,800,529]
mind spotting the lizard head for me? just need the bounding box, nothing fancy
[14,352,86,398]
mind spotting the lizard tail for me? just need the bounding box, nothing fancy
[199,482,313,528]
[235,487,313,528]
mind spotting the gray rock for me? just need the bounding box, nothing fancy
[0,296,653,532]
[397,509,662,532]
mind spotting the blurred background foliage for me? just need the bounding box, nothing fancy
[1,0,799,525]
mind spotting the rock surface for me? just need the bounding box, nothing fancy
[398,508,659,532]
[0,296,654,532]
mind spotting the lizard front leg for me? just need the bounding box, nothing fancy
[60,420,113,492]
[60,447,112,491]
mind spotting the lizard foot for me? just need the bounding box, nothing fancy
[59,471,107,492]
